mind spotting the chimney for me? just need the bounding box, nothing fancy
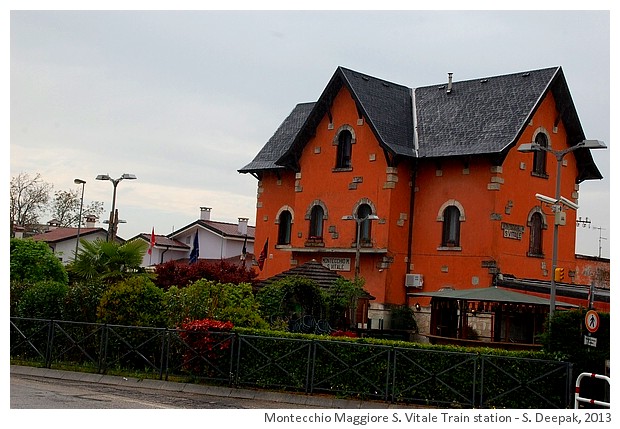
[447,73,453,94]
[13,225,24,239]
[238,217,249,235]
[200,207,212,221]
[47,219,61,230]
[85,215,97,228]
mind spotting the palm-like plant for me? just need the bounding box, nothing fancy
[68,239,148,283]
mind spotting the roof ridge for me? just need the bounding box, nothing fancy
[415,66,561,90]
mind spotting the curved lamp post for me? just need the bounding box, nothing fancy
[518,139,606,320]
[73,178,86,260]
[342,213,380,279]
[96,173,137,241]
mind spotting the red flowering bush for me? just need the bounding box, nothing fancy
[154,260,257,290]
[178,318,234,376]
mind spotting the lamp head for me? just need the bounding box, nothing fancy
[96,174,111,181]
[517,143,540,153]
[74,178,86,185]
[577,139,607,150]
[121,173,137,180]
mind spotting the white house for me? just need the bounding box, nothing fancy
[29,216,116,265]
[132,207,256,268]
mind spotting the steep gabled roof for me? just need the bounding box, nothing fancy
[414,66,601,181]
[415,67,558,158]
[240,66,602,182]
[275,67,414,169]
[238,102,315,174]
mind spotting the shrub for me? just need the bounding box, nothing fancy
[154,260,257,290]
[389,304,418,332]
[16,280,68,319]
[10,238,68,285]
[63,280,108,323]
[164,280,268,329]
[540,308,610,402]
[178,318,234,376]
[256,276,327,323]
[97,275,166,327]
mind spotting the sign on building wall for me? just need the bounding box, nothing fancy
[322,257,351,271]
[501,222,525,240]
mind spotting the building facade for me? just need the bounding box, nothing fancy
[240,66,606,328]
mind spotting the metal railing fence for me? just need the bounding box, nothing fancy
[10,317,572,408]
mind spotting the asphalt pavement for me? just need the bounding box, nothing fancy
[10,365,423,409]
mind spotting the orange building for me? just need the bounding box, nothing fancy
[239,66,607,331]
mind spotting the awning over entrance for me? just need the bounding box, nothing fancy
[408,286,578,308]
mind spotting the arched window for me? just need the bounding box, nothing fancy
[533,132,548,176]
[357,203,373,244]
[277,210,292,245]
[442,205,461,247]
[529,212,544,256]
[309,205,324,239]
[336,130,353,168]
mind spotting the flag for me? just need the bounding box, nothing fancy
[257,238,268,270]
[241,234,248,261]
[189,231,199,264]
[148,227,155,255]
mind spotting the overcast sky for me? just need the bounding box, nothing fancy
[8,4,613,258]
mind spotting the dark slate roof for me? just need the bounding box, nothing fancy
[258,259,344,290]
[415,67,558,158]
[238,102,315,173]
[257,259,375,299]
[274,67,414,169]
[415,66,601,180]
[240,66,602,181]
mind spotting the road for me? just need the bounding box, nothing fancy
[10,365,418,410]
[11,372,308,409]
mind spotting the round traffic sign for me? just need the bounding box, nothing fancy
[585,310,600,333]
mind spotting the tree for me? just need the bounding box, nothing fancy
[68,239,148,283]
[10,172,105,235]
[10,172,52,234]
[325,277,368,329]
[50,189,105,227]
[50,189,80,227]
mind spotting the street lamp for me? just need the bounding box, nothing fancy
[96,173,137,241]
[518,139,606,320]
[73,178,86,260]
[342,213,380,279]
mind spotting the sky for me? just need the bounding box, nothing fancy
[7,3,614,259]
